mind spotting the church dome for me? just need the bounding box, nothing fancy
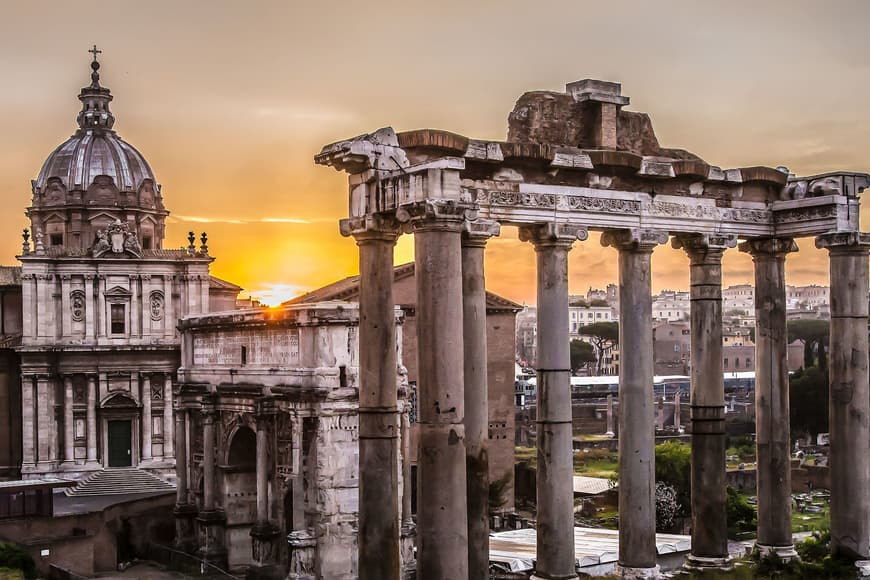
[32,50,159,199]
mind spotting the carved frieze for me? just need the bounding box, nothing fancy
[774,205,837,224]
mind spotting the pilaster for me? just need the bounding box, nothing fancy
[86,374,98,464]
[141,373,152,461]
[249,396,282,580]
[63,376,74,464]
[197,393,226,568]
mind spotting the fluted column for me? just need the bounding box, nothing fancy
[816,232,870,560]
[344,217,402,580]
[141,374,152,461]
[21,376,35,468]
[84,275,96,339]
[163,375,175,459]
[198,392,226,566]
[520,222,587,580]
[602,228,668,576]
[411,203,470,580]
[36,375,51,467]
[739,238,798,559]
[86,375,98,464]
[675,234,736,570]
[462,219,500,579]
[174,404,198,552]
[63,376,74,464]
[250,396,281,578]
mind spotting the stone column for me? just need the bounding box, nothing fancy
[602,228,668,576]
[251,396,281,579]
[675,234,735,570]
[36,375,51,467]
[739,238,798,559]
[345,217,401,580]
[164,275,175,339]
[411,203,470,580]
[816,232,870,560]
[98,275,107,337]
[401,408,413,525]
[174,406,198,552]
[163,375,175,459]
[63,376,74,464]
[520,222,587,579]
[21,376,35,468]
[141,374,152,461]
[86,375,97,464]
[198,392,226,566]
[84,274,95,339]
[130,275,141,337]
[462,219,499,578]
[605,394,614,437]
[60,275,72,336]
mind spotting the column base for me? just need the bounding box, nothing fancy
[613,564,661,579]
[173,502,199,553]
[757,543,798,561]
[683,554,734,571]
[855,560,870,578]
[530,573,579,579]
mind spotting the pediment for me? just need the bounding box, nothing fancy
[105,285,133,299]
[100,391,138,409]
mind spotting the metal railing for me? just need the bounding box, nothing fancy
[143,542,242,579]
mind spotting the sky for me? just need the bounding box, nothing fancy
[1,1,869,305]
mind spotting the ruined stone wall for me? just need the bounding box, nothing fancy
[487,310,517,510]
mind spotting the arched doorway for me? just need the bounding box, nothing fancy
[223,426,257,571]
[100,392,140,468]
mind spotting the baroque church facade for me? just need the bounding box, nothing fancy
[13,53,240,480]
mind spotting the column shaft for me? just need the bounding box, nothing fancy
[462,234,491,579]
[256,416,269,523]
[677,235,733,568]
[164,376,175,458]
[175,408,188,504]
[355,228,401,580]
[21,376,34,466]
[202,404,216,510]
[741,238,796,556]
[36,376,51,465]
[142,374,152,461]
[63,376,74,463]
[86,375,97,462]
[616,248,657,570]
[533,241,574,578]
[415,221,469,580]
[818,233,870,560]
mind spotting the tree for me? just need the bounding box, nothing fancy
[725,486,756,538]
[577,321,619,375]
[570,339,596,373]
[789,366,829,439]
[655,441,691,514]
[787,319,829,370]
[655,482,680,532]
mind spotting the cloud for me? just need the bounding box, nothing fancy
[168,214,331,225]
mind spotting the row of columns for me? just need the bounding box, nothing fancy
[352,215,870,578]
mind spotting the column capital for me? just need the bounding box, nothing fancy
[518,222,587,249]
[738,237,798,258]
[672,233,737,256]
[815,231,870,253]
[462,219,500,248]
[340,214,400,242]
[398,199,477,233]
[601,228,667,252]
[255,395,277,420]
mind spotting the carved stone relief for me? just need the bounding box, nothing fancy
[70,290,86,322]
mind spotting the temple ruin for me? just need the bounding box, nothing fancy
[317,79,870,578]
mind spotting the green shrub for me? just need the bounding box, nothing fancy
[0,544,36,580]
[725,486,756,538]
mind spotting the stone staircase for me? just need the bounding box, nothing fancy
[65,467,176,497]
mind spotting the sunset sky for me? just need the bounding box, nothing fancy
[2,1,869,305]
